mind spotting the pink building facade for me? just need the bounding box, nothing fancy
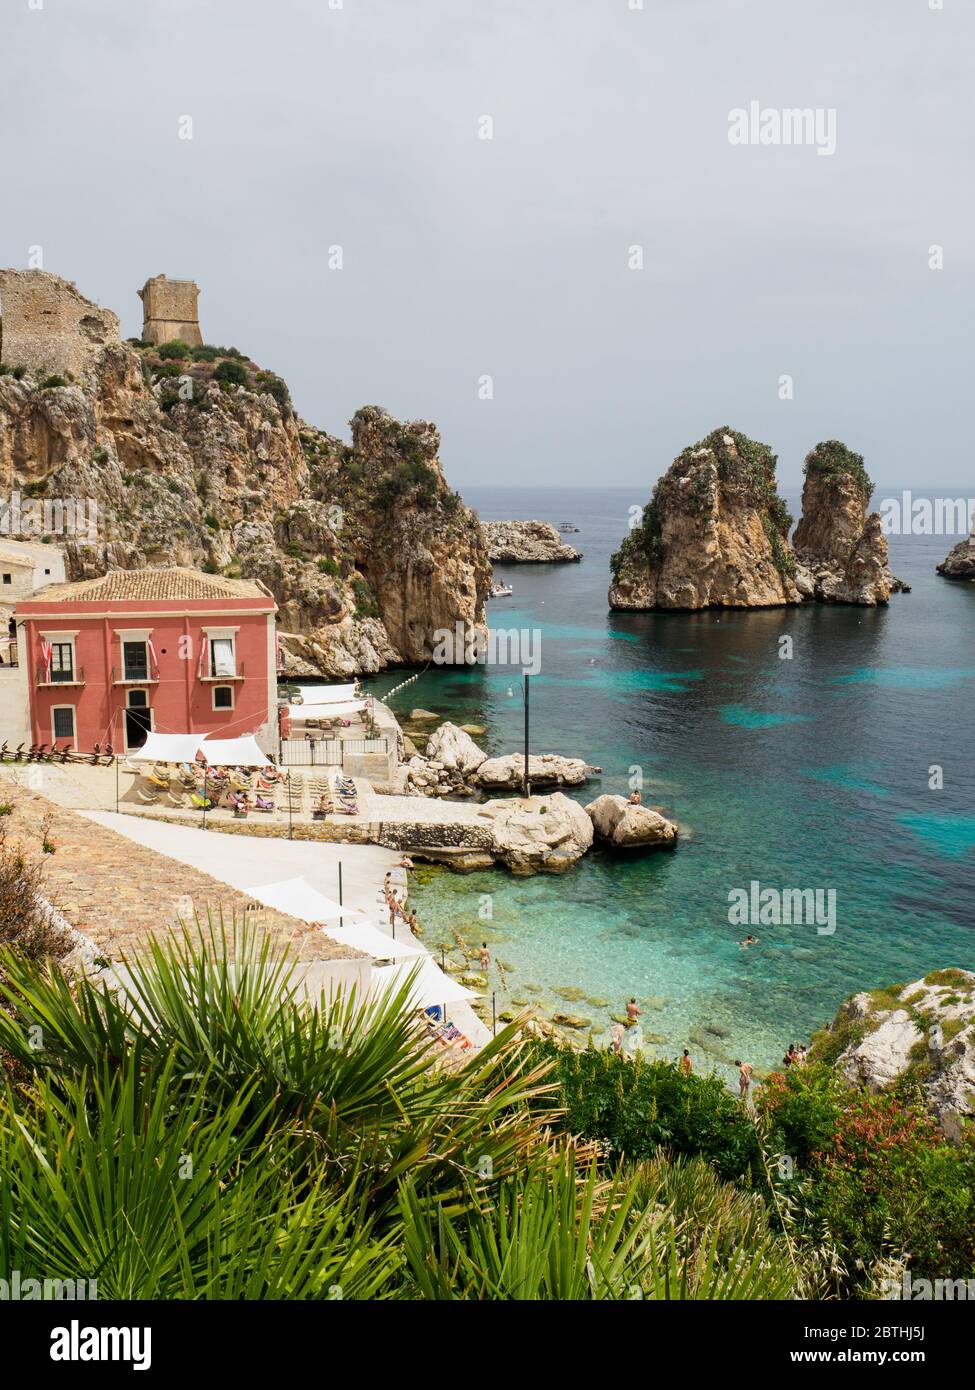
[16,568,278,754]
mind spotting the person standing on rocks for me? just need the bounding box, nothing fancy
[626,997,641,1023]
[736,1060,753,1105]
[479,942,490,974]
[680,1049,693,1077]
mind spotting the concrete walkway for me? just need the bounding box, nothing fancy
[82,811,494,1050]
[82,811,399,917]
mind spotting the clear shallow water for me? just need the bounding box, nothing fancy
[361,486,975,1078]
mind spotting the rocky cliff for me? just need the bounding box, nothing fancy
[813,969,975,1127]
[0,271,490,675]
[792,441,901,605]
[609,428,801,610]
[483,520,581,563]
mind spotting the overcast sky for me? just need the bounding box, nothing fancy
[2,0,971,492]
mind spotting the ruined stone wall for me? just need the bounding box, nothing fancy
[0,270,120,379]
[138,274,202,346]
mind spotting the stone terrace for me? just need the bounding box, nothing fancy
[2,788,362,965]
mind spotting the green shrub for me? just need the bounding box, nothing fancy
[214,359,248,387]
[804,440,872,506]
[157,340,192,360]
[525,1040,761,1183]
[40,375,67,390]
[352,578,380,619]
[11,366,26,380]
[317,557,339,576]
[203,514,220,531]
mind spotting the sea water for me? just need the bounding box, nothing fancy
[361,486,975,1076]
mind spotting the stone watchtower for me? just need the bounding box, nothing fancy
[138,274,203,347]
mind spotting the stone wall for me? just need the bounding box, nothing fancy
[0,270,120,379]
[138,274,203,346]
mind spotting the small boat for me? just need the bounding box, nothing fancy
[489,582,513,598]
[558,522,579,532]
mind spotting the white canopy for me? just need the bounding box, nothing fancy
[294,683,359,705]
[322,921,425,961]
[286,700,366,721]
[247,876,368,924]
[368,957,480,1010]
[201,735,268,767]
[128,732,205,764]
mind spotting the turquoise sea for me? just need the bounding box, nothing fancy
[361,486,975,1077]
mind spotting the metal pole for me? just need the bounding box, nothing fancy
[287,771,293,840]
[492,990,497,1037]
[523,672,531,798]
[115,755,119,814]
[338,859,343,929]
[202,761,208,831]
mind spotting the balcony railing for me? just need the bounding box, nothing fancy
[36,663,85,687]
[111,664,160,685]
[200,661,246,682]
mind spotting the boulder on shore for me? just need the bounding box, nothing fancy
[423,721,486,775]
[476,752,598,790]
[482,519,582,563]
[479,792,594,874]
[585,793,678,850]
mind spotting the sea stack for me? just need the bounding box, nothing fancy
[609,427,800,610]
[937,525,975,581]
[792,441,902,605]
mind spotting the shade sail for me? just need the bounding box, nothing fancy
[294,683,359,705]
[247,876,367,923]
[128,732,205,763]
[322,920,425,961]
[368,957,480,1010]
[286,700,365,721]
[200,735,269,767]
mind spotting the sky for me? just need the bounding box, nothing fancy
[1,0,971,492]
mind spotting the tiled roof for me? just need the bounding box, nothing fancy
[29,566,274,605]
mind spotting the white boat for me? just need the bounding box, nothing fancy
[489,582,513,598]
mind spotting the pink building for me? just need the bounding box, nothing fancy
[16,568,278,754]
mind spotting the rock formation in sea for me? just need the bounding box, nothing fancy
[482,519,581,563]
[814,969,975,1127]
[609,428,801,610]
[0,269,490,676]
[585,793,678,850]
[791,441,902,605]
[937,527,975,581]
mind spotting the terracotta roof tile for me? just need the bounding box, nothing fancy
[31,566,274,605]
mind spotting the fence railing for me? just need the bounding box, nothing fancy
[278,736,390,767]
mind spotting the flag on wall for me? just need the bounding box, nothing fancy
[197,634,209,679]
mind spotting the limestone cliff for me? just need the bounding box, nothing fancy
[483,520,581,563]
[792,441,901,605]
[813,969,975,1127]
[0,271,489,675]
[609,428,801,610]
